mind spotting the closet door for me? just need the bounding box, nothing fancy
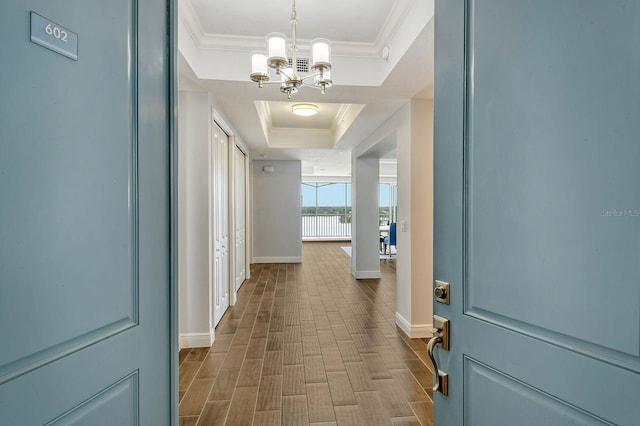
[234,146,247,292]
[212,122,229,327]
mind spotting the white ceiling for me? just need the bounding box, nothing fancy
[178,0,434,177]
[269,102,345,129]
[189,0,397,44]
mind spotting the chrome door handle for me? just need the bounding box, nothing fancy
[426,315,450,396]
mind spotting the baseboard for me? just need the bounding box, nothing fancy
[408,323,433,338]
[179,332,214,349]
[395,312,412,336]
[351,270,381,279]
[252,256,302,263]
[395,312,433,339]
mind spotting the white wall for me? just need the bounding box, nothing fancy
[252,160,302,263]
[409,100,434,331]
[178,90,212,348]
[351,157,381,279]
[397,100,434,337]
[178,90,252,348]
[352,100,434,338]
[394,105,413,329]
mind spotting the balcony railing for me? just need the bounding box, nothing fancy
[302,214,351,238]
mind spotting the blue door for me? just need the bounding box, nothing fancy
[0,1,175,424]
[434,0,640,424]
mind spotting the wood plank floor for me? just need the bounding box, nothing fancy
[179,242,434,426]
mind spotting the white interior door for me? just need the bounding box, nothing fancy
[234,146,247,293]
[212,122,229,327]
[433,0,640,424]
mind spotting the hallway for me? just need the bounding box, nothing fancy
[179,242,433,425]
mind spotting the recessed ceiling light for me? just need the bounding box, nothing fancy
[291,103,319,117]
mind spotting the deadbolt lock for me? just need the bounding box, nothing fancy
[434,280,450,305]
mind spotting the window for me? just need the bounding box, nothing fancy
[301,183,351,238]
[379,183,397,225]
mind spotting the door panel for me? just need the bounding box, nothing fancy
[1,0,137,376]
[48,373,138,425]
[463,358,603,426]
[465,0,639,358]
[434,0,640,425]
[212,123,230,327]
[234,146,247,292]
[0,1,172,424]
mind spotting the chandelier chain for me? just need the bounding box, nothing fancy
[291,0,298,75]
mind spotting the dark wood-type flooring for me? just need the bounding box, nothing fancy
[179,242,434,425]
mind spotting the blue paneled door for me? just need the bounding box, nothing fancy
[0,1,174,425]
[434,0,640,425]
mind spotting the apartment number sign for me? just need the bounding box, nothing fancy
[30,12,78,61]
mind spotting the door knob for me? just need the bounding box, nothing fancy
[426,315,450,395]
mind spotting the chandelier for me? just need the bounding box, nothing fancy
[249,0,333,99]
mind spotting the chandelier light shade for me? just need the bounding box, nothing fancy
[249,0,333,99]
[267,32,287,65]
[291,103,319,116]
[250,51,269,83]
[311,39,331,69]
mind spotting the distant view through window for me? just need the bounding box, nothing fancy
[301,182,397,239]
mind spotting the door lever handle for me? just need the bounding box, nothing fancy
[427,334,448,395]
[426,315,450,395]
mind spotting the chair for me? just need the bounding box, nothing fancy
[383,222,396,255]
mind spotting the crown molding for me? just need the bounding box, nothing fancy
[178,0,206,47]
[179,0,417,59]
[254,101,273,140]
[192,33,381,58]
[331,104,352,133]
[255,101,365,149]
[373,0,416,53]
[271,127,335,135]
[256,101,335,149]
